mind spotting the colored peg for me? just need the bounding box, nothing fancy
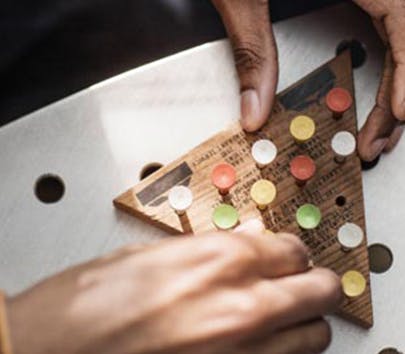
[264,229,275,236]
[168,186,193,215]
[251,139,278,168]
[211,163,236,195]
[290,155,316,186]
[337,222,364,251]
[296,204,322,230]
[326,87,353,119]
[341,270,367,298]
[289,115,316,143]
[331,131,356,163]
[250,179,277,210]
[212,204,239,230]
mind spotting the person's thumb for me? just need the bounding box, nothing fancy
[212,0,278,132]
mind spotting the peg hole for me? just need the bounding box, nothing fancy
[335,195,346,207]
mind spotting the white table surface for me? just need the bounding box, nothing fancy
[0,3,403,353]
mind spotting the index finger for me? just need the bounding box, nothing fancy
[248,267,342,332]
[200,231,310,280]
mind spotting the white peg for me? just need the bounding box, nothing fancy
[168,186,193,215]
[337,222,364,251]
[331,131,356,163]
[251,139,278,168]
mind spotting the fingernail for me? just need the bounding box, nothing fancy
[369,138,388,160]
[241,89,260,132]
[234,218,265,234]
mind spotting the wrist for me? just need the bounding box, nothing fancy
[0,291,14,354]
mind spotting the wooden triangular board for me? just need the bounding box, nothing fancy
[114,51,373,328]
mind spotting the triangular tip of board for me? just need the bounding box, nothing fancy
[338,308,374,329]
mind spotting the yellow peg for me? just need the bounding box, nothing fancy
[289,115,316,143]
[250,179,277,210]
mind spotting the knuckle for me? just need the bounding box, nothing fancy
[199,233,235,257]
[232,292,263,330]
[376,90,390,111]
[223,237,257,264]
[208,235,257,267]
[232,37,265,74]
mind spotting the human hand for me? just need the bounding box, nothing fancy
[354,0,405,161]
[6,230,341,354]
[212,0,278,132]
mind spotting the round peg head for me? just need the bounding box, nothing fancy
[289,115,316,143]
[251,139,278,168]
[296,204,322,230]
[326,87,353,116]
[212,204,239,230]
[211,163,236,195]
[290,155,316,185]
[264,229,275,236]
[331,131,357,160]
[337,222,364,250]
[341,270,367,298]
[168,186,193,214]
[250,179,277,210]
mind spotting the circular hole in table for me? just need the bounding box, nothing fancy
[336,39,367,68]
[335,195,346,207]
[35,174,65,204]
[378,348,402,354]
[140,163,163,180]
[368,244,394,274]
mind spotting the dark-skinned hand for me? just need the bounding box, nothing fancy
[212,0,405,161]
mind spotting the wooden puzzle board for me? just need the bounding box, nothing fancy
[114,51,373,328]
